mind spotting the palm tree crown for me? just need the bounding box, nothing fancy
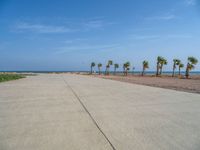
[188,57,198,65]
[114,63,119,75]
[91,62,95,67]
[108,60,113,66]
[98,63,102,75]
[172,59,181,77]
[156,56,167,75]
[143,60,149,69]
[142,60,149,76]
[106,60,113,75]
[178,63,184,75]
[185,56,198,78]
[90,62,95,74]
[123,61,130,76]
[98,63,102,68]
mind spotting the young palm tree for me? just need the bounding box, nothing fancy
[90,62,95,74]
[114,63,119,75]
[123,61,130,76]
[178,63,184,75]
[185,57,198,79]
[159,58,167,75]
[98,63,102,75]
[105,60,113,75]
[156,56,163,76]
[172,59,181,77]
[123,64,126,75]
[132,67,135,75]
[142,60,149,76]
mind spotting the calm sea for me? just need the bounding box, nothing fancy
[1,71,200,75]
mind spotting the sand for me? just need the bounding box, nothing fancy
[96,74,200,94]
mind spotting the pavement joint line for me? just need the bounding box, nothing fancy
[62,75,116,150]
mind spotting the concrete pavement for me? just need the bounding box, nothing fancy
[0,74,200,150]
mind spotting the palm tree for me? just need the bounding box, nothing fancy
[98,63,102,75]
[90,62,95,74]
[142,60,149,76]
[105,60,113,75]
[123,64,126,75]
[123,61,130,76]
[172,59,181,77]
[178,63,184,76]
[156,56,163,76]
[114,63,119,75]
[185,57,198,79]
[159,57,167,75]
[132,67,135,75]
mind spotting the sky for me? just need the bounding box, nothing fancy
[0,0,200,71]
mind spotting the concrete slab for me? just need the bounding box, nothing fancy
[0,74,200,150]
[63,74,200,150]
[0,74,113,150]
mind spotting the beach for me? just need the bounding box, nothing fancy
[0,73,200,150]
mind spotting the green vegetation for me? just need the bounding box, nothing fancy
[0,74,24,82]
[178,63,184,75]
[98,63,102,75]
[156,56,167,76]
[90,56,198,79]
[114,63,119,75]
[185,57,198,78]
[123,61,130,76]
[142,60,149,76]
[105,60,113,75]
[172,59,181,77]
[90,62,95,74]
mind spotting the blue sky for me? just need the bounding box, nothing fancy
[0,0,200,71]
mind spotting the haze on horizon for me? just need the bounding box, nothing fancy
[0,0,200,71]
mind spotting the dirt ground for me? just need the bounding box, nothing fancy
[96,74,200,94]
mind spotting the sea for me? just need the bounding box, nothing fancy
[1,71,200,75]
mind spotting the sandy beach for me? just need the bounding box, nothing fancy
[96,74,200,94]
[1,74,200,150]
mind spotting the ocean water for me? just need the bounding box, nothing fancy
[1,71,200,75]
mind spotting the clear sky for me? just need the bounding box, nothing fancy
[0,0,200,71]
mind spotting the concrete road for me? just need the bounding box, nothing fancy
[0,74,200,150]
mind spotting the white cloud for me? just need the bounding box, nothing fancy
[54,44,120,54]
[82,19,115,31]
[130,34,192,40]
[15,22,76,33]
[131,35,160,40]
[166,34,192,38]
[184,0,196,6]
[146,14,176,21]
[13,18,115,33]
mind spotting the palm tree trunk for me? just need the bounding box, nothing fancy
[156,62,159,76]
[98,67,101,75]
[159,64,163,75]
[172,63,175,77]
[185,64,189,79]
[179,67,181,75]
[91,66,93,74]
[114,68,116,75]
[142,67,145,76]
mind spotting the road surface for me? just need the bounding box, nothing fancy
[0,74,200,150]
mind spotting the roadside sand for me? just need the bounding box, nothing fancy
[97,75,200,94]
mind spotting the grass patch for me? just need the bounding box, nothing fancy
[0,74,25,83]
